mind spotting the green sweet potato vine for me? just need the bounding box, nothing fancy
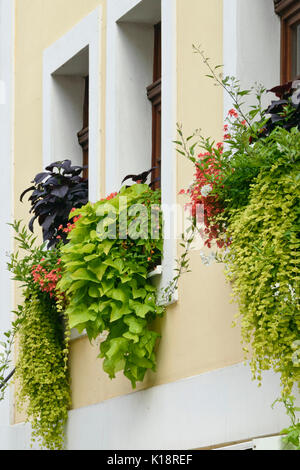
[58,184,164,387]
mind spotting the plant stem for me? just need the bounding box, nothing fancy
[0,368,15,391]
[193,45,254,132]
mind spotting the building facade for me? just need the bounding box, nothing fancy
[0,0,299,450]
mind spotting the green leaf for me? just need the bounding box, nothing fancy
[88,261,108,281]
[75,243,95,254]
[70,268,98,282]
[123,331,139,343]
[68,305,96,329]
[124,315,146,334]
[128,300,154,318]
[88,285,100,298]
[110,302,132,322]
[103,257,124,273]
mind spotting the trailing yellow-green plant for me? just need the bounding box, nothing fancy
[176,47,300,443]
[4,222,71,450]
[222,127,300,396]
[15,292,70,450]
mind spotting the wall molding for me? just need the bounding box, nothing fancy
[0,363,291,450]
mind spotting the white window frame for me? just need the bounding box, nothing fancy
[43,6,102,203]
[106,0,178,304]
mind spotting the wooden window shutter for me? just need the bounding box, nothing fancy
[274,0,300,83]
[147,22,161,190]
[77,76,89,180]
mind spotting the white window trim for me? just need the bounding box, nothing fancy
[106,0,178,304]
[223,0,280,117]
[43,6,102,203]
[223,0,238,120]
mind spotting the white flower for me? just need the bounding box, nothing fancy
[200,184,213,197]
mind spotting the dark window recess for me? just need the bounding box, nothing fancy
[274,0,300,82]
[77,76,89,180]
[147,22,161,190]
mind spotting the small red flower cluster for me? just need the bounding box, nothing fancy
[223,124,231,141]
[181,149,225,248]
[228,108,238,118]
[100,192,118,202]
[56,209,82,239]
[225,109,247,137]
[194,151,225,248]
[32,259,62,297]
[179,110,247,248]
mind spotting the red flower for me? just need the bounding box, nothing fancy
[181,149,229,247]
[31,257,63,296]
[228,108,238,118]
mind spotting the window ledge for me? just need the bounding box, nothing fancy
[147,265,162,278]
[70,328,87,341]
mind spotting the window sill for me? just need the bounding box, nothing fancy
[147,265,162,278]
[70,328,87,341]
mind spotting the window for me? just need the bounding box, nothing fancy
[274,0,300,82]
[43,7,102,203]
[147,22,161,189]
[77,76,89,180]
[106,0,177,303]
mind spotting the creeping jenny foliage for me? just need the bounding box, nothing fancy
[6,222,71,450]
[177,52,300,446]
[15,293,70,450]
[58,184,164,387]
[223,127,300,396]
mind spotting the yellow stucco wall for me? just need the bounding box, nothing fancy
[14,0,244,422]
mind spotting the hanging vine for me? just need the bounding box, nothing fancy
[5,221,71,450]
[176,48,300,448]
